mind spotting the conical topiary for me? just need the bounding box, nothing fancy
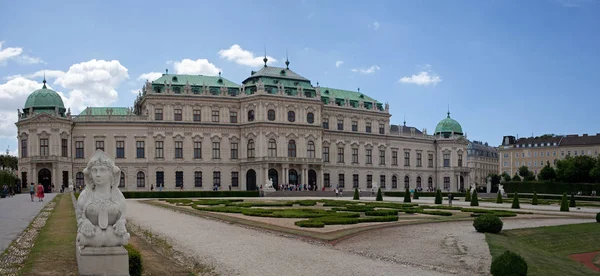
[434,189,443,204]
[560,193,569,212]
[403,188,411,203]
[532,191,538,205]
[511,192,520,209]
[465,189,471,202]
[376,188,383,201]
[413,188,419,199]
[470,190,479,206]
[353,188,359,200]
[569,193,576,208]
[496,190,503,204]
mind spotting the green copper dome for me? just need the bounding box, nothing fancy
[435,112,463,136]
[24,80,65,110]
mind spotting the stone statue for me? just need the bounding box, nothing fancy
[498,184,506,197]
[69,179,74,192]
[470,183,476,194]
[372,182,379,191]
[76,150,130,248]
[265,178,274,190]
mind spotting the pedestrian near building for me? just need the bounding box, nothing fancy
[29,183,35,202]
[37,183,45,202]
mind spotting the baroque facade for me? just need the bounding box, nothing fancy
[466,141,499,192]
[16,60,470,192]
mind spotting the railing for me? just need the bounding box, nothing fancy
[71,115,148,122]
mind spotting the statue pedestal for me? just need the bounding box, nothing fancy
[76,242,129,276]
[263,187,276,194]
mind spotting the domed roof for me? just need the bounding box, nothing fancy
[23,80,65,109]
[435,112,463,135]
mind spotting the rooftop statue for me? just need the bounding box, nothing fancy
[76,150,130,248]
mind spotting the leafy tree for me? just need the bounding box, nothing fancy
[511,192,520,209]
[538,161,557,181]
[518,166,532,179]
[511,173,521,182]
[465,189,471,202]
[353,188,359,200]
[403,188,411,203]
[488,173,502,187]
[532,191,538,205]
[0,154,18,171]
[556,155,595,183]
[560,193,569,212]
[376,188,383,201]
[496,190,503,204]
[501,172,511,182]
[470,190,479,206]
[434,189,443,204]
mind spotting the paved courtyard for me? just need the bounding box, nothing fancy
[0,193,57,253]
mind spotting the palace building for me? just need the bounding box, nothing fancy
[16,58,470,192]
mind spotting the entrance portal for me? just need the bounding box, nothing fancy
[268,169,279,190]
[38,168,52,193]
[308,169,317,190]
[459,176,465,192]
[246,169,257,191]
[288,169,298,185]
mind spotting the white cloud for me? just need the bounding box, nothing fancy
[370,21,380,30]
[137,72,163,82]
[27,70,66,79]
[398,71,442,86]
[15,55,43,65]
[351,65,380,74]
[218,45,277,67]
[131,89,141,95]
[0,77,50,137]
[0,41,42,65]
[335,60,344,68]
[173,59,220,75]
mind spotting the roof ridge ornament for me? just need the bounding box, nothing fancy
[285,49,290,69]
[263,46,268,67]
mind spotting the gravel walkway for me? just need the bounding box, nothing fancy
[334,218,595,276]
[126,200,448,276]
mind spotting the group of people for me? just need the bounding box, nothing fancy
[28,183,45,202]
[2,184,15,198]
[274,183,319,192]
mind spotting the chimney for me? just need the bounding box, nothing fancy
[583,134,588,137]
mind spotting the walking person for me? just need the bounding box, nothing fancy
[29,183,35,202]
[37,183,45,202]
[448,193,453,207]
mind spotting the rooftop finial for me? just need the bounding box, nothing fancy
[263,46,268,67]
[166,68,168,75]
[357,87,360,92]
[218,71,222,78]
[447,103,450,118]
[403,114,406,126]
[42,76,47,89]
[285,49,290,69]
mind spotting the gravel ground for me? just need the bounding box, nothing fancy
[334,218,595,276]
[126,200,448,276]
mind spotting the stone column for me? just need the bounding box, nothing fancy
[318,168,323,190]
[263,166,268,187]
[52,163,57,193]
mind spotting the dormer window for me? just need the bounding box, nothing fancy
[359,94,364,99]
[294,81,299,86]
[324,90,329,94]
[280,70,286,75]
[172,76,178,82]
[248,110,255,122]
[217,78,223,83]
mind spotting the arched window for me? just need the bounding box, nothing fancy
[137,172,145,187]
[247,139,255,158]
[392,175,398,188]
[404,176,410,189]
[307,141,315,158]
[268,139,277,157]
[288,111,295,122]
[119,172,125,187]
[288,140,296,157]
[248,110,255,122]
[428,177,433,190]
[307,112,314,124]
[76,172,84,187]
[417,176,422,188]
[267,109,276,121]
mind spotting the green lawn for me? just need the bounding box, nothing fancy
[486,223,600,276]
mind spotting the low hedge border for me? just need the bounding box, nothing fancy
[505,193,600,202]
[123,244,142,276]
[124,191,260,198]
[385,192,465,198]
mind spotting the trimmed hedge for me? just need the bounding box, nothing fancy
[376,188,383,201]
[531,191,538,205]
[490,251,528,276]
[470,212,516,218]
[569,194,576,207]
[420,205,462,211]
[473,214,503,233]
[470,190,479,206]
[435,189,443,204]
[596,213,600,223]
[505,192,600,202]
[123,244,142,276]
[511,192,520,209]
[386,191,465,198]
[502,181,600,195]
[123,190,260,198]
[353,188,360,200]
[560,193,570,212]
[417,210,453,216]
[295,220,325,228]
[403,188,411,203]
[364,210,398,216]
[496,191,503,204]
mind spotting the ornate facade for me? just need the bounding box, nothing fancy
[16,61,470,192]
[466,141,499,192]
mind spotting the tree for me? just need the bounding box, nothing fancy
[560,193,569,212]
[569,193,576,208]
[556,155,595,183]
[488,173,502,187]
[465,189,471,202]
[353,188,359,200]
[413,188,419,199]
[403,188,411,203]
[376,188,383,201]
[0,154,18,171]
[511,192,520,209]
[501,172,511,183]
[470,190,479,206]
[511,173,521,182]
[496,190,503,204]
[518,166,536,181]
[538,161,557,181]
[532,191,538,205]
[434,189,443,204]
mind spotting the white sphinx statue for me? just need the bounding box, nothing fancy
[372,182,379,191]
[76,150,130,248]
[498,184,506,197]
[264,178,276,193]
[470,183,476,194]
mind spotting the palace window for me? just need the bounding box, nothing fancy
[353,174,359,188]
[76,172,84,187]
[367,174,372,188]
[338,174,345,188]
[194,142,202,159]
[337,119,344,130]
[428,177,433,189]
[21,139,27,158]
[323,146,329,162]
[458,154,463,167]
[155,108,163,121]
[116,141,125,158]
[62,139,68,157]
[175,171,183,187]
[443,153,450,167]
[230,142,238,159]
[366,122,372,133]
[404,152,410,166]
[288,140,296,157]
[39,138,49,156]
[193,110,201,122]
[194,171,202,187]
[404,176,410,189]
[351,121,358,132]
[213,171,221,187]
[322,118,329,129]
[268,139,277,157]
[136,141,145,158]
[75,141,84,159]
[211,110,219,122]
[379,150,386,165]
[95,140,104,151]
[268,109,276,121]
[379,124,385,134]
[307,141,315,158]
[366,149,372,164]
[175,141,183,159]
[247,139,255,158]
[392,175,398,188]
[417,176,422,188]
[231,172,239,187]
[392,151,398,165]
[380,175,386,189]
[288,111,295,122]
[212,142,220,159]
[428,154,434,167]
[248,110,255,122]
[307,112,314,124]
[416,153,422,167]
[137,172,145,187]
[156,171,164,187]
[174,109,182,121]
[227,111,236,123]
[119,172,125,187]
[155,141,164,158]
[352,148,358,164]
[443,177,450,190]
[324,173,330,187]
[337,146,344,163]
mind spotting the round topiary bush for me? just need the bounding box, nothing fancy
[596,212,600,223]
[490,250,528,276]
[473,214,503,233]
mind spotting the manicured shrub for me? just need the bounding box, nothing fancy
[123,190,259,198]
[596,213,600,223]
[403,188,411,203]
[560,193,569,212]
[124,244,143,276]
[376,188,383,201]
[358,216,399,223]
[511,192,520,209]
[420,205,462,211]
[470,190,479,206]
[294,200,318,206]
[465,189,471,202]
[365,210,398,216]
[353,188,360,200]
[569,193,576,208]
[413,189,419,199]
[490,250,528,276]
[335,205,374,212]
[471,212,516,218]
[365,202,418,209]
[531,191,538,205]
[417,210,453,216]
[496,191,503,204]
[434,189,443,204]
[473,214,503,233]
[295,220,325,228]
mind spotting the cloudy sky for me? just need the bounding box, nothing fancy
[1,0,599,156]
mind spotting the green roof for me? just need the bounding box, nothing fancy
[244,66,310,82]
[24,83,65,109]
[255,77,314,89]
[434,112,463,135]
[152,74,239,88]
[320,87,379,103]
[78,107,134,116]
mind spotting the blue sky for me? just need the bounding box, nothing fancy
[1,0,599,155]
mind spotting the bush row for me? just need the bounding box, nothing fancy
[502,181,600,195]
[123,244,142,276]
[384,191,465,198]
[124,190,260,198]
[505,192,600,202]
[294,215,399,228]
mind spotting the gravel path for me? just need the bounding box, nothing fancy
[334,218,595,276]
[126,200,448,276]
